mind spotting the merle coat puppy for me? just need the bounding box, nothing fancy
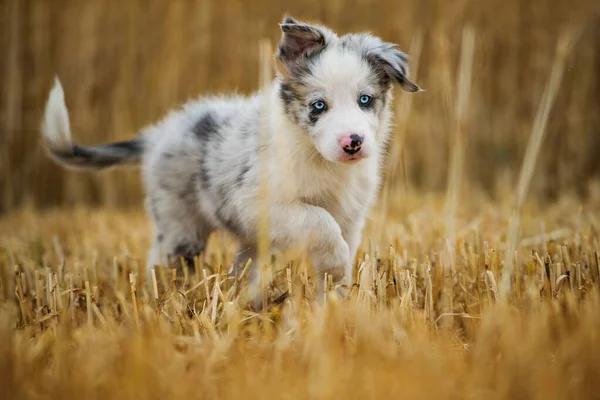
[41,16,420,299]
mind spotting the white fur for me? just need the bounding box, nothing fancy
[303,48,384,162]
[42,77,73,154]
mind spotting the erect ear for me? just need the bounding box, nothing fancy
[367,43,421,93]
[276,16,330,68]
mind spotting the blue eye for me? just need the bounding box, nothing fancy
[312,101,327,111]
[359,95,372,106]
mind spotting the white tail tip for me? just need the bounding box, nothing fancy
[42,76,72,153]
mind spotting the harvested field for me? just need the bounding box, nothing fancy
[1,188,600,399]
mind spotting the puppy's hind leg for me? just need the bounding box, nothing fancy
[145,192,213,282]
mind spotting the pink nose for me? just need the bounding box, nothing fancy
[339,134,364,155]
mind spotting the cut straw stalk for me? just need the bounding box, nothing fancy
[376,32,423,241]
[238,38,273,311]
[129,273,140,328]
[151,269,159,310]
[257,38,272,266]
[85,281,92,327]
[386,31,423,186]
[438,26,475,329]
[499,30,577,298]
[444,25,475,243]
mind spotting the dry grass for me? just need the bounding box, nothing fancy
[1,0,600,211]
[1,187,600,399]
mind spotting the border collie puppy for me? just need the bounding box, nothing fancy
[41,16,421,300]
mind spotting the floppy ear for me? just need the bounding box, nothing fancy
[368,44,421,93]
[276,16,329,68]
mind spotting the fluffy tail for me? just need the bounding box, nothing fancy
[41,77,145,170]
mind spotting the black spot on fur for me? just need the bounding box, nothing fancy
[157,234,164,243]
[192,112,219,140]
[170,243,197,270]
[292,61,315,80]
[279,82,304,124]
[338,33,418,93]
[178,173,198,201]
[363,50,419,93]
[237,164,249,186]
[179,255,196,269]
[199,160,211,190]
[363,54,392,90]
[172,243,188,255]
[279,82,296,110]
[308,108,326,126]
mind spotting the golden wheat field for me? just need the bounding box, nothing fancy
[2,0,600,399]
[2,188,600,399]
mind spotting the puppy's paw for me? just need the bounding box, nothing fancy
[312,235,350,283]
[248,287,289,312]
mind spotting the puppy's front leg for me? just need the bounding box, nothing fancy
[333,218,366,298]
[270,202,350,299]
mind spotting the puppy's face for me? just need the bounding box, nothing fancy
[276,16,420,164]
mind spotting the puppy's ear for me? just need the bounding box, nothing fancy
[368,44,421,93]
[276,16,330,68]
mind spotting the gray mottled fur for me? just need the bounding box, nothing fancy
[41,16,420,303]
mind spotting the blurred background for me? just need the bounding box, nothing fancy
[0,0,599,214]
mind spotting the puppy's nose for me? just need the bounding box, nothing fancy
[340,134,364,155]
